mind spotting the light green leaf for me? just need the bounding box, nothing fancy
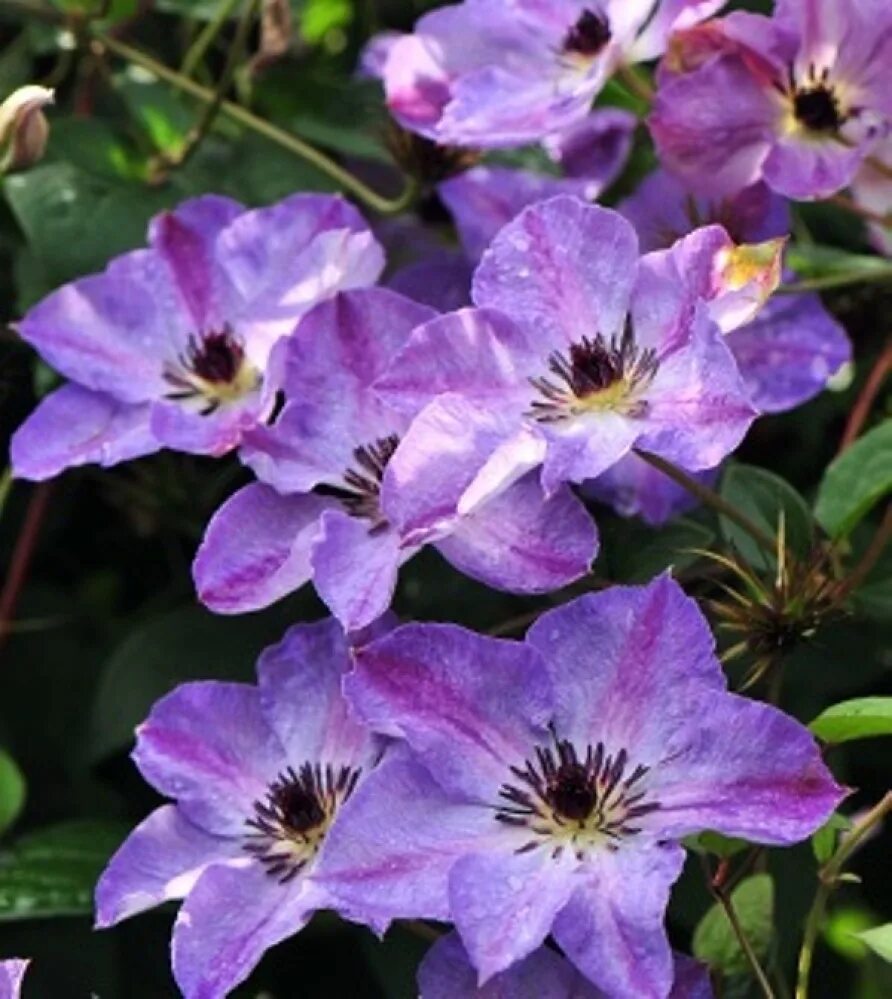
[0,750,25,836]
[685,831,750,859]
[856,924,892,963]
[812,813,851,864]
[0,820,127,921]
[809,697,892,744]
[693,874,774,977]
[815,421,892,539]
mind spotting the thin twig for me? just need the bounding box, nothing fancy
[795,793,892,999]
[180,0,243,77]
[838,338,892,454]
[833,504,892,602]
[778,267,892,294]
[0,481,53,654]
[634,450,778,556]
[714,888,776,999]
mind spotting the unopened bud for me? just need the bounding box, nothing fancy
[0,86,54,175]
[710,236,786,332]
[252,0,293,73]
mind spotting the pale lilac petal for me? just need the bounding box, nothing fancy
[11,384,155,481]
[257,618,379,770]
[649,687,845,843]
[172,860,321,999]
[16,248,183,402]
[374,308,539,417]
[149,393,266,457]
[540,411,641,495]
[671,956,714,999]
[457,426,548,515]
[380,394,526,540]
[436,472,597,593]
[552,844,685,999]
[95,805,239,927]
[314,750,502,924]
[345,623,552,800]
[526,576,725,758]
[637,311,756,471]
[449,850,578,983]
[650,55,776,197]
[762,134,867,200]
[388,252,473,312]
[382,33,453,136]
[417,932,601,999]
[727,294,851,413]
[473,197,639,345]
[310,510,407,632]
[147,195,244,330]
[0,960,29,999]
[439,166,589,262]
[544,108,637,188]
[193,484,329,614]
[132,682,285,835]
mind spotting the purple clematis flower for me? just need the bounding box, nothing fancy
[587,167,851,525]
[0,960,29,999]
[95,618,384,999]
[317,575,843,998]
[11,194,384,480]
[373,196,757,534]
[372,0,724,147]
[419,931,714,998]
[650,0,892,200]
[193,286,597,631]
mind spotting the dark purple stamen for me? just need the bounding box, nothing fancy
[563,9,611,57]
[163,325,249,415]
[318,434,400,526]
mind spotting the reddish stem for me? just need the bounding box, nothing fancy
[0,482,53,653]
[838,338,892,454]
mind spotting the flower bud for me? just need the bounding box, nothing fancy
[0,85,54,175]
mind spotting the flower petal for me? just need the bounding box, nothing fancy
[95,805,239,927]
[193,483,329,614]
[11,384,155,481]
[345,623,552,800]
[257,618,381,771]
[472,197,639,345]
[552,844,685,999]
[132,682,284,835]
[172,860,321,999]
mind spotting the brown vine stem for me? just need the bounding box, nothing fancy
[795,792,892,999]
[634,450,778,556]
[0,481,53,655]
[838,338,892,454]
[833,503,892,603]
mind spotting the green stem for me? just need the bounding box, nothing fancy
[795,793,892,999]
[634,449,778,556]
[778,267,892,294]
[715,886,776,999]
[163,0,259,170]
[180,0,243,77]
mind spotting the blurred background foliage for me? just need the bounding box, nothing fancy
[0,0,890,996]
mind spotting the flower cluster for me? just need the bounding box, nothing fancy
[6,0,877,995]
[97,578,841,997]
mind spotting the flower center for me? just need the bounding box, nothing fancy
[319,434,400,528]
[529,326,658,423]
[163,325,259,415]
[790,65,845,134]
[244,763,361,882]
[562,9,611,59]
[496,735,659,860]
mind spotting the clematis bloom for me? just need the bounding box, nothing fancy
[95,619,383,999]
[11,194,384,480]
[193,287,597,632]
[319,575,843,998]
[0,960,29,999]
[374,196,757,536]
[651,0,892,199]
[372,0,725,147]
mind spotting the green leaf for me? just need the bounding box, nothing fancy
[300,0,353,44]
[0,820,127,922]
[719,463,813,569]
[685,831,750,859]
[693,874,775,977]
[0,750,25,836]
[814,421,892,539]
[856,924,892,963]
[812,813,851,865]
[786,243,892,280]
[809,697,892,744]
